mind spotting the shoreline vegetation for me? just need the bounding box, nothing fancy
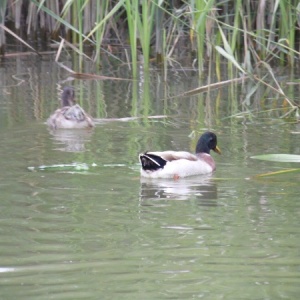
[0,0,299,116]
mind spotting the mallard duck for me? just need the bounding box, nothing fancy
[47,87,95,129]
[139,131,221,179]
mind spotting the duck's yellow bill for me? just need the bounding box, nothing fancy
[214,146,221,154]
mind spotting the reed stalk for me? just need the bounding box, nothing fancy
[93,0,108,65]
[1,0,300,81]
[139,0,156,70]
[155,2,164,64]
[190,0,215,73]
[125,0,138,78]
[0,0,7,54]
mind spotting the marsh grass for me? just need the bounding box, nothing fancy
[1,0,300,108]
[0,0,7,54]
[3,1,300,67]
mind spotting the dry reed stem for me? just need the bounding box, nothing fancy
[174,76,249,98]
[0,24,40,55]
[56,62,133,81]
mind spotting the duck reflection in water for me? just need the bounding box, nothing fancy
[139,175,218,203]
[48,128,94,152]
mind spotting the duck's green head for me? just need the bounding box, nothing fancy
[61,87,76,107]
[196,131,221,155]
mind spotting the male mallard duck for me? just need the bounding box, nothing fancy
[47,87,95,129]
[139,131,221,179]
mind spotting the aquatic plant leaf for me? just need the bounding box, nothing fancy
[217,23,233,56]
[254,168,300,177]
[251,154,300,162]
[28,163,96,172]
[85,0,125,40]
[30,0,93,44]
[0,24,38,54]
[215,46,246,74]
[179,77,248,97]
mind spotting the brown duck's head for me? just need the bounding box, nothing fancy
[61,87,76,107]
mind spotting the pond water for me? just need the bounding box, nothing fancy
[0,54,300,299]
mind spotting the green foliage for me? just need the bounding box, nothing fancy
[0,0,7,53]
[2,0,300,77]
[251,154,300,163]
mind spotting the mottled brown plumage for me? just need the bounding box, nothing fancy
[47,87,94,129]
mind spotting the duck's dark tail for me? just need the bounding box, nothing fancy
[139,153,167,171]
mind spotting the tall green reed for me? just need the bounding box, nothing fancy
[189,0,215,74]
[125,0,157,76]
[0,0,7,54]
[125,0,138,77]
[2,0,300,82]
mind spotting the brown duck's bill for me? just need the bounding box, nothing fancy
[213,146,221,154]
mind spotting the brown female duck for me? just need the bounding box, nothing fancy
[47,87,94,129]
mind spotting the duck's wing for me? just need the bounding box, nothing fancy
[139,153,167,171]
[47,105,94,129]
[147,151,198,162]
[139,151,198,172]
[63,104,87,122]
[47,108,63,129]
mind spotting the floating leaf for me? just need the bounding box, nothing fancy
[251,154,300,162]
[28,163,97,172]
[254,168,300,177]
